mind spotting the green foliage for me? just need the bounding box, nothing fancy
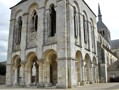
[0,63,6,75]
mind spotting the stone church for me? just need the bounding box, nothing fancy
[6,0,118,88]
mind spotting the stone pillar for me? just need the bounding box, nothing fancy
[20,13,28,64]
[57,59,68,88]
[26,62,32,87]
[20,61,26,86]
[56,0,68,88]
[6,64,13,86]
[37,60,44,87]
[14,65,18,86]
[88,64,91,84]
[80,61,85,85]
[95,66,98,83]
[90,64,94,84]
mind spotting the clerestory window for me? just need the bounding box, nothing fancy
[49,4,56,37]
[16,16,22,45]
[31,10,38,32]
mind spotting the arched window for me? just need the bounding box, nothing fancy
[16,16,22,45]
[31,10,38,32]
[74,6,78,38]
[50,4,56,37]
[83,15,87,43]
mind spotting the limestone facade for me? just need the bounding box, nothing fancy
[6,0,118,88]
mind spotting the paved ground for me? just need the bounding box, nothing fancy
[0,83,119,90]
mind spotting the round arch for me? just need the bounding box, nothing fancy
[28,3,39,14]
[26,52,39,85]
[75,50,82,85]
[43,49,57,86]
[11,55,21,85]
[44,0,57,10]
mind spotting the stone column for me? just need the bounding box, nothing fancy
[56,0,68,88]
[81,61,85,85]
[6,64,13,86]
[20,13,28,64]
[26,62,32,87]
[14,65,18,86]
[95,66,98,83]
[20,61,26,86]
[90,64,94,84]
[37,60,44,87]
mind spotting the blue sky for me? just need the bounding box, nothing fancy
[0,0,119,62]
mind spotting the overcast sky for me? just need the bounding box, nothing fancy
[0,0,119,62]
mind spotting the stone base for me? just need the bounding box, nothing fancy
[44,83,52,87]
[77,82,80,86]
[80,81,86,86]
[56,83,68,89]
[37,82,44,88]
[6,84,12,87]
[89,81,94,84]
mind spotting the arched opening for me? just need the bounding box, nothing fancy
[74,6,77,38]
[83,11,89,46]
[16,16,22,45]
[84,54,91,83]
[75,51,82,85]
[50,4,56,37]
[44,50,57,86]
[26,52,39,85]
[12,55,21,85]
[50,54,57,85]
[31,10,38,32]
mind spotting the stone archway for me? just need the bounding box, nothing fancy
[84,54,91,83]
[75,51,82,85]
[43,49,57,86]
[50,54,57,85]
[12,55,21,86]
[26,52,39,86]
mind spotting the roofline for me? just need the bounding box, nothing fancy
[103,45,119,59]
[82,0,97,17]
[10,0,28,9]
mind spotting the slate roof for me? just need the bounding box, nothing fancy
[110,39,119,49]
[97,21,108,31]
[108,60,119,71]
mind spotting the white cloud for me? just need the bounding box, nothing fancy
[0,0,119,62]
[0,0,20,61]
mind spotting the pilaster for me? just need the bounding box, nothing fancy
[20,13,28,60]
